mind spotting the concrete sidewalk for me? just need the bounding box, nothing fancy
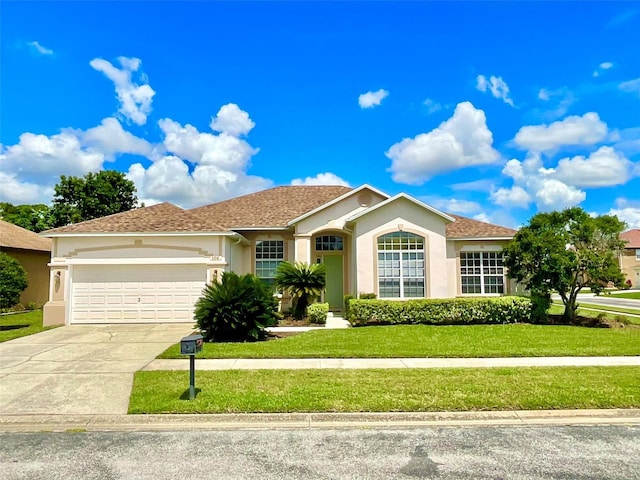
[144,355,640,371]
[1,409,639,432]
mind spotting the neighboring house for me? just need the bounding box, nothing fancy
[0,219,52,307]
[620,229,640,287]
[41,185,516,326]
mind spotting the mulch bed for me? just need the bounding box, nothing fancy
[547,314,637,329]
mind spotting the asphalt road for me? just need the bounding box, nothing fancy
[1,425,639,479]
[551,293,640,311]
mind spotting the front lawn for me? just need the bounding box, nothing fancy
[609,292,640,300]
[158,324,640,359]
[128,366,640,414]
[0,310,56,342]
[549,304,640,325]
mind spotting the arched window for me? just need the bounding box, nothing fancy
[377,232,425,298]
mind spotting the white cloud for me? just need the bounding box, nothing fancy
[476,75,514,106]
[490,186,531,208]
[159,117,258,173]
[608,208,640,229]
[495,154,586,211]
[426,197,482,215]
[450,178,494,192]
[554,146,634,187]
[513,112,608,152]
[538,88,551,101]
[128,156,272,208]
[82,117,155,160]
[593,62,614,77]
[209,104,256,137]
[291,172,350,186]
[423,98,442,114]
[0,171,52,204]
[619,78,640,96]
[535,87,576,120]
[90,56,155,125]
[358,89,389,108]
[386,101,500,185]
[27,41,53,56]
[472,212,491,223]
[0,131,105,181]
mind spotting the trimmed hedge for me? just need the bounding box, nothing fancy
[348,297,532,326]
[307,302,329,324]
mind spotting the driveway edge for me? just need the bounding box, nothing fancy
[1,409,639,432]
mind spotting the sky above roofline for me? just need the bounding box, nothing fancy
[1,1,639,229]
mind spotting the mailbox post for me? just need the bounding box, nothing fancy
[180,334,203,400]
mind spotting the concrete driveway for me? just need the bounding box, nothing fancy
[0,324,193,415]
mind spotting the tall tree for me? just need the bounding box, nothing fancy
[51,171,138,227]
[0,203,53,232]
[504,207,626,323]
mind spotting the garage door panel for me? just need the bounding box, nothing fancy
[71,265,206,324]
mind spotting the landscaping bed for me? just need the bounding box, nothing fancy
[129,366,640,414]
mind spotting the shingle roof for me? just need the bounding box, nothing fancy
[621,229,640,249]
[0,220,52,251]
[189,185,353,228]
[445,214,517,238]
[42,203,227,235]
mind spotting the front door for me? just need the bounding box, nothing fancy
[323,255,343,311]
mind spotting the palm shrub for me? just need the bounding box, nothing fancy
[194,272,279,342]
[0,253,29,310]
[275,261,326,319]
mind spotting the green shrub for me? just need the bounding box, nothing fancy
[0,253,29,310]
[359,293,377,299]
[194,272,279,342]
[348,296,532,326]
[27,301,38,310]
[307,302,329,324]
[344,295,354,320]
[530,290,551,324]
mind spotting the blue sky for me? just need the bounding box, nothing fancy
[2,1,639,228]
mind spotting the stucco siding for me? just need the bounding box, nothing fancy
[3,248,51,307]
[352,198,449,298]
[620,248,640,287]
[296,189,386,236]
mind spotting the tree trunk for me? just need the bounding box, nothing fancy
[562,288,579,323]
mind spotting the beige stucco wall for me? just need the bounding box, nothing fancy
[3,248,51,307]
[352,197,449,298]
[620,248,640,287]
[295,188,387,236]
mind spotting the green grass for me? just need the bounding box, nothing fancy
[0,310,56,342]
[158,323,640,359]
[609,291,640,300]
[128,367,640,414]
[549,303,640,325]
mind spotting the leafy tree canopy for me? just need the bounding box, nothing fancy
[51,170,138,227]
[0,203,53,232]
[0,253,29,310]
[504,207,626,323]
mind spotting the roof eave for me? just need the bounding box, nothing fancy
[41,230,233,238]
[448,236,514,241]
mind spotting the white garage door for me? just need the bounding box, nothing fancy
[71,265,207,324]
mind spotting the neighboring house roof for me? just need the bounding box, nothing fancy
[0,220,52,251]
[445,214,517,239]
[621,229,640,249]
[42,203,227,235]
[189,185,353,228]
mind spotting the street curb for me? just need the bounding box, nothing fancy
[1,409,639,433]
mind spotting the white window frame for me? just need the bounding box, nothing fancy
[636,249,640,261]
[255,240,284,286]
[377,232,425,299]
[460,251,505,295]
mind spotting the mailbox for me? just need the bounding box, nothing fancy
[180,334,204,355]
